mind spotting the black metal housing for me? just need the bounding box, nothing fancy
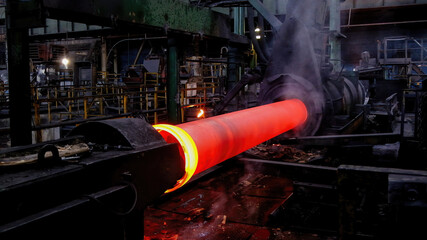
[0,118,184,240]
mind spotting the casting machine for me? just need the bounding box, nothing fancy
[0,99,307,239]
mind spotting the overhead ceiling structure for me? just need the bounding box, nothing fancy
[41,0,238,40]
[340,3,427,28]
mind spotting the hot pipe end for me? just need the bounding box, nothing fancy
[153,124,198,193]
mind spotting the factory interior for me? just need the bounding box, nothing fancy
[1,0,427,239]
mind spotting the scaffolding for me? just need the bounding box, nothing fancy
[378,36,427,88]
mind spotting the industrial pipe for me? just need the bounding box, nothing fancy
[154,99,307,192]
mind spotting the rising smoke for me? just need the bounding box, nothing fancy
[259,0,328,136]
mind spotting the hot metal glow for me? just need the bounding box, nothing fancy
[153,124,198,193]
[197,109,204,118]
[155,99,307,193]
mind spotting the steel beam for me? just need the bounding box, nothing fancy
[247,0,282,32]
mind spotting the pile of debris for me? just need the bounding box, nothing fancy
[245,144,321,163]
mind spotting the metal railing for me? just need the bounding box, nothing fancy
[378,36,427,66]
[32,84,166,116]
[0,83,167,143]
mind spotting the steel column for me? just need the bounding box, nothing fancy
[6,0,45,146]
[233,7,245,35]
[167,38,179,124]
[101,37,107,76]
[329,0,342,72]
[7,27,32,146]
[227,45,241,91]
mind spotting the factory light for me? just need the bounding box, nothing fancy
[61,57,69,69]
[255,27,261,39]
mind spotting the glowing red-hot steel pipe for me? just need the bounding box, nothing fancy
[154,99,307,192]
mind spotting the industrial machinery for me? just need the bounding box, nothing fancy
[1,1,426,239]
[0,100,307,239]
[257,3,366,137]
[0,118,183,239]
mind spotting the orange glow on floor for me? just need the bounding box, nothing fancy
[154,99,307,193]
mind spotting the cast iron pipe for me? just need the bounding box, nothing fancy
[154,99,307,192]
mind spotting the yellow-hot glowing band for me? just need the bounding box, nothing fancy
[153,124,198,193]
